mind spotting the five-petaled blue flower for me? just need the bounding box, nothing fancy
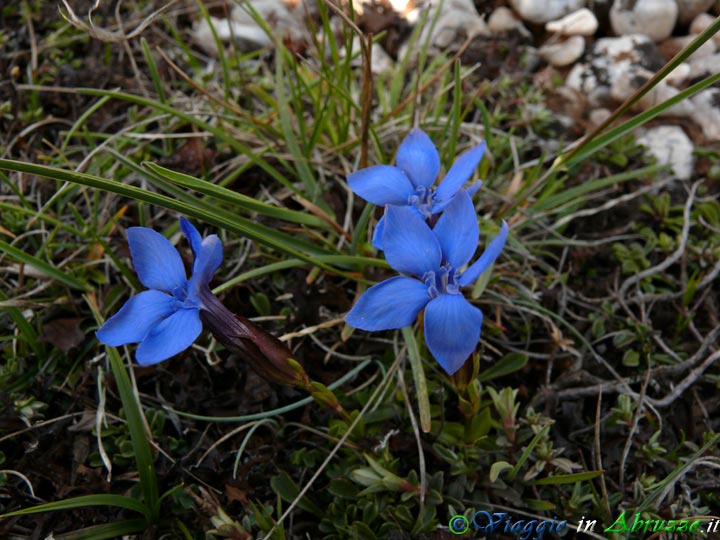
[347,128,486,249]
[345,190,508,375]
[96,217,222,366]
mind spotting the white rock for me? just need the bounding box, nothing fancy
[689,11,716,33]
[510,0,586,24]
[539,35,586,66]
[590,35,658,87]
[192,1,306,54]
[193,17,267,54]
[566,63,613,105]
[418,0,489,49]
[687,11,720,49]
[609,65,653,101]
[566,62,595,92]
[545,8,598,35]
[567,36,698,111]
[589,107,612,127]
[594,34,656,61]
[677,0,715,24]
[665,62,691,85]
[388,0,415,17]
[690,88,720,141]
[347,37,394,74]
[488,6,530,35]
[689,52,720,78]
[639,82,695,116]
[611,66,695,116]
[662,35,718,58]
[522,46,544,72]
[637,126,695,181]
[610,0,678,41]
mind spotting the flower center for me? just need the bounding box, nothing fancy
[423,264,460,298]
[407,186,435,219]
[171,282,201,311]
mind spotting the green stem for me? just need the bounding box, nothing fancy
[402,326,431,432]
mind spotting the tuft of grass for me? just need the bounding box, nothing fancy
[1,2,719,538]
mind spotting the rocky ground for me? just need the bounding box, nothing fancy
[191,0,720,181]
[2,1,719,538]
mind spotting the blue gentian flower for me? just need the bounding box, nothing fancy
[96,217,222,366]
[347,128,486,248]
[345,191,508,375]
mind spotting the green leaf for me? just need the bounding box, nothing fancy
[477,353,528,382]
[528,470,603,485]
[622,350,640,367]
[637,433,720,513]
[0,240,91,292]
[613,330,636,348]
[274,42,320,204]
[402,326,432,433]
[106,347,159,522]
[467,406,492,443]
[523,499,556,511]
[507,422,553,481]
[0,159,351,279]
[55,519,148,540]
[328,479,359,499]
[489,461,513,482]
[532,164,667,213]
[0,290,46,359]
[143,162,327,228]
[350,521,380,540]
[140,38,166,104]
[271,472,323,516]
[0,494,147,518]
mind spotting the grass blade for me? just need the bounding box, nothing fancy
[57,518,149,540]
[559,71,720,169]
[105,347,159,522]
[0,494,147,517]
[528,470,604,485]
[402,326,431,433]
[559,14,720,168]
[143,162,327,227]
[507,422,552,481]
[0,239,91,291]
[0,159,353,277]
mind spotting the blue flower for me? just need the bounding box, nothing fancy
[345,191,508,375]
[96,217,222,366]
[347,128,486,248]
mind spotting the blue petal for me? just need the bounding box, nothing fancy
[180,218,223,295]
[434,142,486,207]
[346,276,430,331]
[135,308,202,366]
[180,217,203,261]
[424,293,483,375]
[371,214,386,250]
[127,227,186,293]
[347,165,414,206]
[432,190,479,269]
[458,221,509,287]
[465,181,483,198]
[96,290,175,346]
[383,206,441,277]
[396,129,441,188]
[188,234,223,298]
[372,206,428,250]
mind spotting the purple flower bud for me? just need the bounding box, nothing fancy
[198,287,309,387]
